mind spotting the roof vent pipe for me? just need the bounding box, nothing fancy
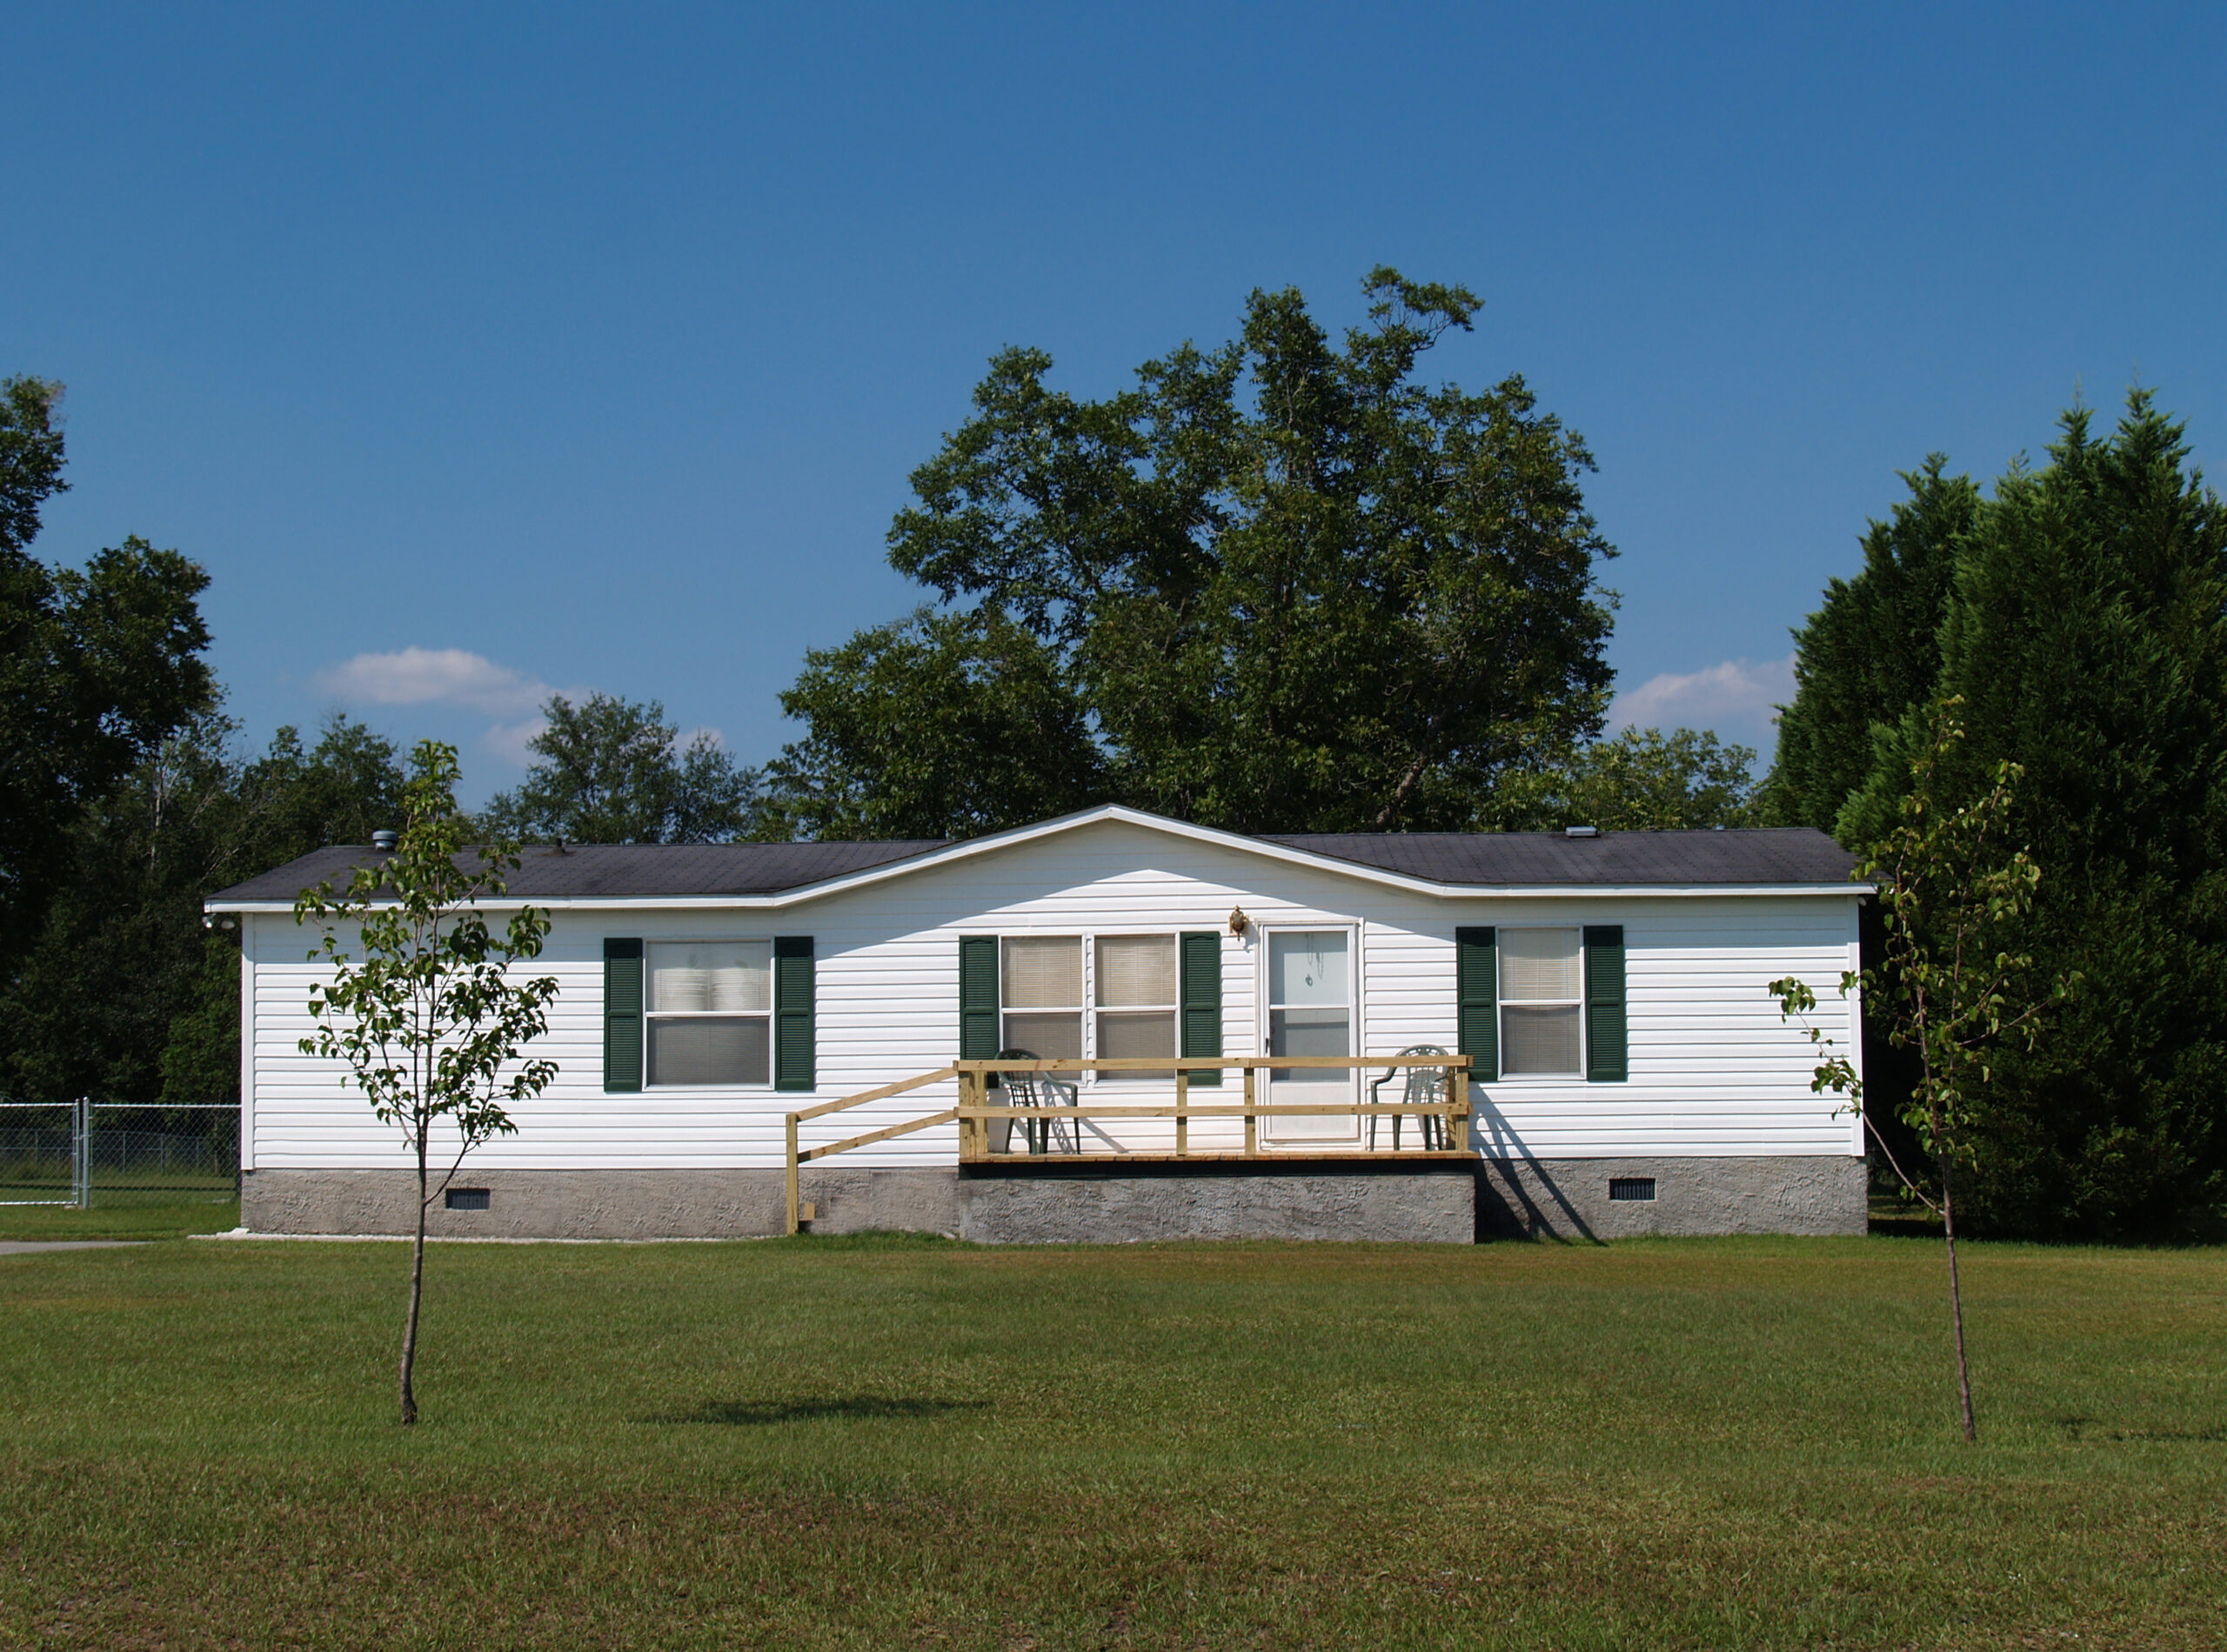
[1564,825,1599,839]
[371,829,399,852]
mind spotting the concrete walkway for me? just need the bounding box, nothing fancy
[0,1240,143,1254]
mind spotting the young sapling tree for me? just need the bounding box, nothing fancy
[296,741,558,1425]
[1770,699,2071,1441]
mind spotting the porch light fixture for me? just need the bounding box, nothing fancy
[1227,906,1250,937]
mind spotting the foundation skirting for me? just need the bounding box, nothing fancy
[242,1154,1865,1242]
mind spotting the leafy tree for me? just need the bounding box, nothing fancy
[234,716,409,867]
[153,716,410,1109]
[1486,726,1759,832]
[767,269,1615,837]
[759,607,1107,840]
[1774,702,2072,1441]
[1836,393,2227,1238]
[2,376,217,962]
[296,742,558,1427]
[484,692,758,845]
[0,533,216,959]
[0,711,239,1109]
[0,711,409,1111]
[1764,458,1979,832]
[1,377,69,554]
[159,931,244,1108]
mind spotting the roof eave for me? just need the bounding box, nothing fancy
[203,806,1868,913]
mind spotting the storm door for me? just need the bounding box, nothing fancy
[1260,927,1360,1147]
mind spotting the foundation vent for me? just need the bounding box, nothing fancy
[445,1187,491,1211]
[1608,1177,1656,1202]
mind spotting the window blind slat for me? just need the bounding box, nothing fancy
[1002,936,1081,1008]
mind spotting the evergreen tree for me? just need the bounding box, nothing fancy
[1765,458,1978,831]
[1840,393,2227,1238]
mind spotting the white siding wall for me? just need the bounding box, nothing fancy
[243,819,1863,1171]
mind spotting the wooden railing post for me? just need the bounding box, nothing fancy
[1242,1062,1257,1157]
[1451,1061,1470,1154]
[1175,1067,1189,1159]
[785,1114,800,1234]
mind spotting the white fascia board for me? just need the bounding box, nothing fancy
[204,803,1875,913]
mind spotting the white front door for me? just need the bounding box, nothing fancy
[1261,927,1359,1146]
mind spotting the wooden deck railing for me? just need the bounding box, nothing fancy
[784,1053,1471,1234]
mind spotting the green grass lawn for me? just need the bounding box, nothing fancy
[1,1234,2221,1649]
[0,1196,239,1241]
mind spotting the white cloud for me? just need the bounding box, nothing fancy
[316,646,557,718]
[479,717,550,767]
[1610,655,1796,743]
[314,647,600,775]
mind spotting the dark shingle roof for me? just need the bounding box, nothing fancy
[1263,827,1856,886]
[209,839,949,903]
[211,819,1856,905]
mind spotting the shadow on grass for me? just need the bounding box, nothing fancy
[649,1396,993,1427]
[2054,1415,2225,1443]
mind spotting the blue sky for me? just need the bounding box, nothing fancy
[8,3,2223,804]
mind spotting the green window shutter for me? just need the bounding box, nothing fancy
[603,938,643,1094]
[1455,926,1497,1082]
[1584,924,1628,1082]
[959,936,1000,1061]
[773,936,815,1093]
[1179,931,1223,1085]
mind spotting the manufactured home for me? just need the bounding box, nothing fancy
[207,806,1870,1242]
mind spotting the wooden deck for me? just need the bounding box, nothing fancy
[785,1054,1473,1232]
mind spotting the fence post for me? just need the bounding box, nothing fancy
[75,1096,90,1209]
[785,1114,800,1235]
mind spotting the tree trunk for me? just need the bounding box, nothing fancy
[400,1131,425,1434]
[1940,1152,1977,1442]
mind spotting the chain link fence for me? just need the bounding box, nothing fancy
[0,1100,240,1207]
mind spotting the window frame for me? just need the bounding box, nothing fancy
[991,930,1187,1083]
[997,933,1086,1067]
[1495,924,1587,1080]
[642,937,777,1090]
[1091,930,1182,1084]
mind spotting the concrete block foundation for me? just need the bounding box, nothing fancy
[1475,1154,1869,1239]
[243,1154,1865,1242]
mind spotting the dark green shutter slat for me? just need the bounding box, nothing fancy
[959,936,1000,1061]
[1179,931,1222,1085]
[1584,924,1628,1082]
[1455,926,1497,1082]
[603,938,643,1094]
[773,936,815,1092]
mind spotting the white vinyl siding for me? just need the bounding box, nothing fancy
[240,817,1864,1173]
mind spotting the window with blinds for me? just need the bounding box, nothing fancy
[646,940,773,1086]
[1499,927,1583,1076]
[1095,933,1178,1078]
[993,933,1185,1074]
[1001,935,1083,1061]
